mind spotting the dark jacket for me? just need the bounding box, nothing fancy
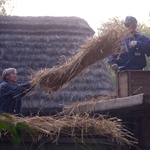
[0,81,31,114]
[108,32,150,70]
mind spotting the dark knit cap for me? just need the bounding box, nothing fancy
[124,16,137,25]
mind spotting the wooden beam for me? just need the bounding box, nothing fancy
[64,94,145,115]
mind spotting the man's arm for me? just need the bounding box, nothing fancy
[0,82,31,97]
[108,55,119,72]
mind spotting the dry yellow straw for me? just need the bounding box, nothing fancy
[0,113,137,146]
[31,18,130,92]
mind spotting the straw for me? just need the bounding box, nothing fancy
[31,18,130,93]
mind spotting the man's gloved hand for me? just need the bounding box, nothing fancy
[110,63,119,72]
[128,41,137,48]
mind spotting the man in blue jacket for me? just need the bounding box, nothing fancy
[108,16,150,71]
[0,68,33,114]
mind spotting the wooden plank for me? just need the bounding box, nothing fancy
[131,78,150,85]
[143,94,150,103]
[64,94,144,115]
[131,85,150,95]
[116,72,128,97]
[117,71,150,97]
[133,109,150,117]
[140,138,150,148]
[130,71,150,85]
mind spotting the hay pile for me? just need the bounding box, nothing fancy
[0,113,136,146]
[31,18,130,92]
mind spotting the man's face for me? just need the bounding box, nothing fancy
[7,71,17,83]
[125,23,137,33]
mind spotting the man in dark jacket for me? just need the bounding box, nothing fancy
[108,16,150,71]
[0,68,32,114]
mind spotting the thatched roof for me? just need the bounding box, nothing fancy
[0,16,115,115]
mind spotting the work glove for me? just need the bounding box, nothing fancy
[110,63,119,72]
[128,41,137,48]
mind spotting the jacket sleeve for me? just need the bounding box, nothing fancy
[0,82,31,98]
[108,55,117,65]
[17,82,33,97]
[136,35,150,56]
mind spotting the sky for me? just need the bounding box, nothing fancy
[11,0,150,32]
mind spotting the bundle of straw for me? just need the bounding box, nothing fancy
[0,113,136,146]
[31,18,130,92]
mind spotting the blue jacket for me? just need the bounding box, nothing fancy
[0,81,31,114]
[108,32,150,70]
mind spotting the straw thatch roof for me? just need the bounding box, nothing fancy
[0,16,115,115]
